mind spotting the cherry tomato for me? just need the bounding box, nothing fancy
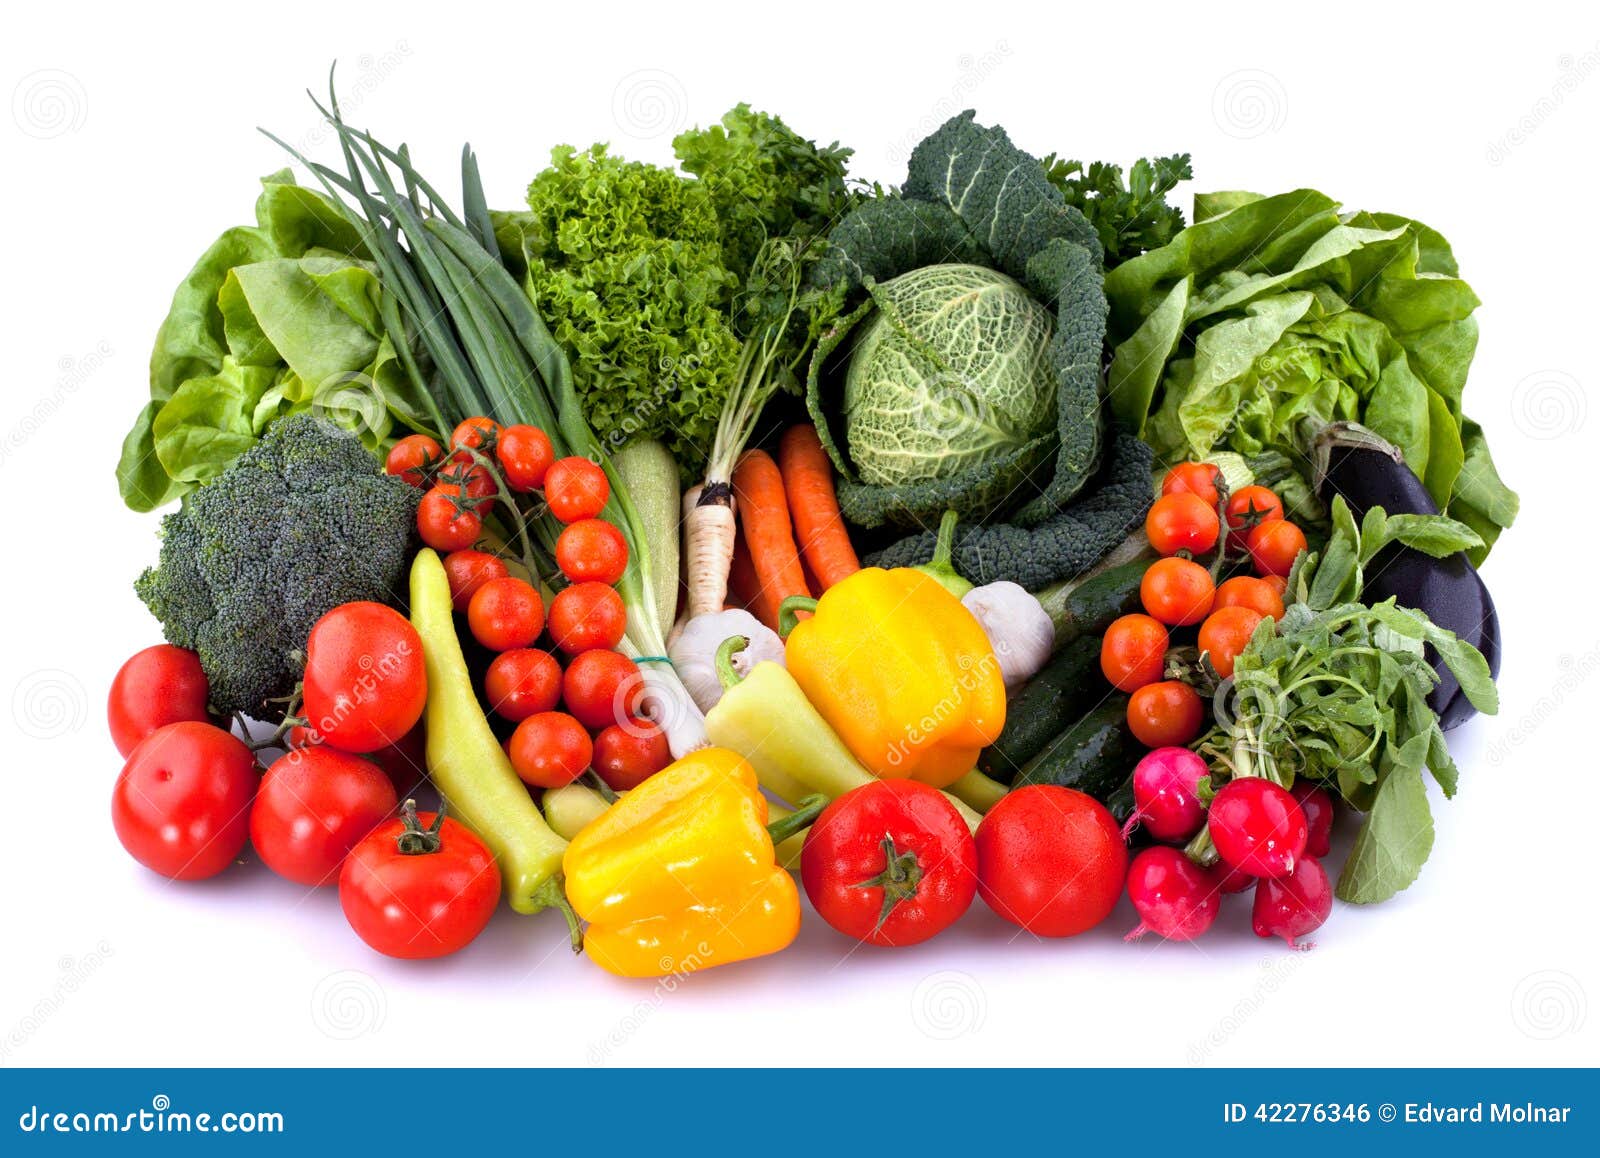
[1100,614,1170,693]
[496,424,555,492]
[1247,519,1307,578]
[108,644,211,757]
[547,582,627,655]
[1198,606,1265,679]
[111,722,257,880]
[1127,680,1205,748]
[1261,574,1288,598]
[1213,575,1285,621]
[544,457,610,523]
[1145,491,1220,556]
[562,649,641,730]
[467,577,545,652]
[417,488,482,552]
[555,518,629,586]
[975,786,1127,937]
[435,459,497,514]
[250,747,397,886]
[1160,462,1222,508]
[302,602,428,754]
[441,549,510,613]
[450,416,502,454]
[801,780,978,947]
[1225,485,1284,549]
[1139,557,1216,626]
[384,434,443,488]
[592,719,672,791]
[508,711,592,789]
[339,803,500,959]
[484,648,563,722]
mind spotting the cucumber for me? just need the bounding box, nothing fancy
[978,637,1107,782]
[1013,697,1136,803]
[1037,560,1149,649]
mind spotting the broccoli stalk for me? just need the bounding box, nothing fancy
[134,414,419,720]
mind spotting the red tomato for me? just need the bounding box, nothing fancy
[339,803,500,959]
[1225,486,1285,549]
[1247,520,1307,578]
[496,425,555,492]
[1145,492,1220,556]
[467,577,545,652]
[592,719,671,791]
[975,786,1127,937]
[250,747,397,886]
[436,459,497,514]
[801,779,978,947]
[450,416,502,454]
[1100,614,1170,693]
[561,649,641,730]
[441,549,511,613]
[547,582,627,655]
[362,723,427,800]
[302,602,428,754]
[1160,462,1222,507]
[417,488,482,552]
[544,457,610,523]
[1127,680,1205,748]
[508,711,592,789]
[1198,606,1265,679]
[555,518,629,586]
[384,434,443,488]
[484,648,563,722]
[1261,574,1288,598]
[108,644,211,757]
[111,721,257,880]
[1139,557,1216,626]
[1214,575,1285,621]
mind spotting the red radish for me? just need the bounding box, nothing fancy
[1208,778,1307,880]
[1217,860,1256,893]
[1291,781,1335,858]
[1122,747,1209,843]
[1125,846,1222,942]
[1252,855,1333,949]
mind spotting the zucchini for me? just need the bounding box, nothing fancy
[1013,697,1136,803]
[1037,560,1148,648]
[978,637,1107,782]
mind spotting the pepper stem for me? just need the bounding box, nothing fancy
[532,877,584,953]
[777,596,818,639]
[915,509,973,597]
[715,635,751,690]
[851,835,926,934]
[766,793,826,844]
[394,799,445,855]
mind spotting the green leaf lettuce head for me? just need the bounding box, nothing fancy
[117,171,441,512]
[1104,190,1517,560]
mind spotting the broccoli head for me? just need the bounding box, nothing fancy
[135,414,419,719]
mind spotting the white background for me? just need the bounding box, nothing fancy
[2,0,1595,1068]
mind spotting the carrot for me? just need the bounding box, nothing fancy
[683,484,739,619]
[727,531,758,611]
[732,449,810,630]
[778,424,859,591]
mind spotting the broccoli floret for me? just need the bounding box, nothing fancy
[135,414,419,719]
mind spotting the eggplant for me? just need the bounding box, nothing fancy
[1315,427,1500,730]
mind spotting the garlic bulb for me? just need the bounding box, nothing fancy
[962,581,1054,688]
[669,609,786,713]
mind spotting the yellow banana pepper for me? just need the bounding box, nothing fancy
[562,748,821,979]
[780,567,1007,789]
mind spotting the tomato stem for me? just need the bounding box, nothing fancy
[851,835,926,934]
[395,798,446,855]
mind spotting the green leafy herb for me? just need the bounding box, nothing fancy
[1041,153,1192,266]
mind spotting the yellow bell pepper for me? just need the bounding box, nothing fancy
[780,567,1006,789]
[562,748,820,978]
